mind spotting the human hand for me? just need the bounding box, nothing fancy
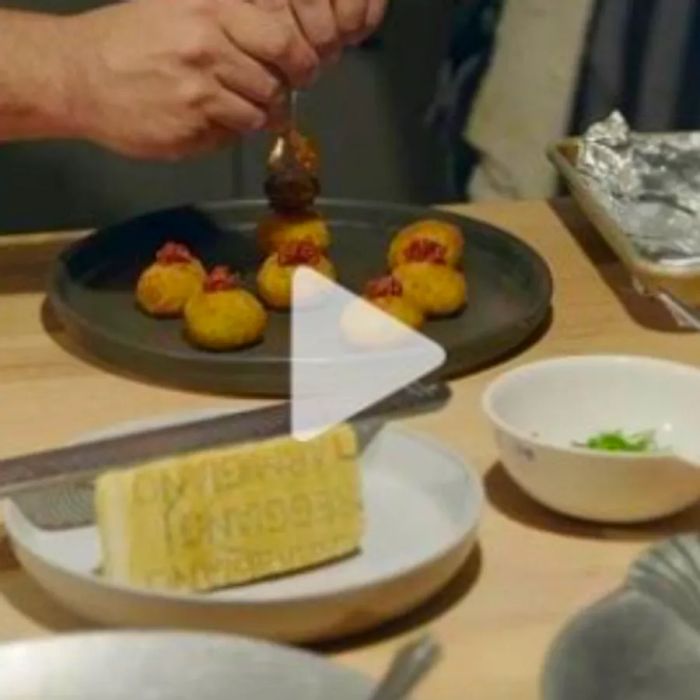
[254,0,389,63]
[63,0,320,159]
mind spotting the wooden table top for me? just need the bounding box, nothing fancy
[1,199,699,699]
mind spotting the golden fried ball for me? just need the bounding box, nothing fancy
[341,276,425,348]
[365,275,424,329]
[184,267,267,351]
[136,242,205,317]
[393,262,467,317]
[371,296,425,330]
[340,299,412,349]
[388,219,464,269]
[257,210,331,255]
[257,241,336,310]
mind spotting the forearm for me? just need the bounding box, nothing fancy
[0,10,78,141]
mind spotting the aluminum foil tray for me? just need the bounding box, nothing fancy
[550,113,700,309]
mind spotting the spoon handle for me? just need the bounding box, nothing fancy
[288,89,298,128]
[655,289,700,331]
[369,634,442,700]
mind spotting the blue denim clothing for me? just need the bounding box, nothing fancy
[426,0,503,197]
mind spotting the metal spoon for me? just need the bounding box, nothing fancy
[655,288,700,331]
[265,90,319,212]
[369,634,442,700]
[267,89,299,168]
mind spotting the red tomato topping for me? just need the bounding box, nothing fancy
[403,238,448,264]
[277,240,322,267]
[204,266,240,292]
[156,242,196,264]
[365,275,403,299]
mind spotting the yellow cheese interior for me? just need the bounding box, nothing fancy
[94,425,363,592]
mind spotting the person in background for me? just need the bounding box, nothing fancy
[432,0,700,201]
[0,0,387,159]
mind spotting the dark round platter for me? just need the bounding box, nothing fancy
[48,199,552,396]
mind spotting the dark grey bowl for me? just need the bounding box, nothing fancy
[49,199,552,396]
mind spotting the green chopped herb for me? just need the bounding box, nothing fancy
[575,430,659,453]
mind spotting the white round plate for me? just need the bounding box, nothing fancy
[0,630,372,699]
[5,416,482,642]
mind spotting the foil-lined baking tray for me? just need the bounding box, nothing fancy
[549,112,700,320]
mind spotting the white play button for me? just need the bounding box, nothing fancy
[291,268,446,439]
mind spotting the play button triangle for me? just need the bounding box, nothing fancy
[291,268,446,439]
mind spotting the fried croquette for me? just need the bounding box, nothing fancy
[388,219,464,269]
[257,241,336,310]
[136,242,205,317]
[393,262,467,317]
[364,275,424,330]
[341,275,426,348]
[257,210,330,255]
[184,266,267,351]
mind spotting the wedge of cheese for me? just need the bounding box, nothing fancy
[94,425,363,592]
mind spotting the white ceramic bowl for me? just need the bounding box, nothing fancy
[482,355,700,523]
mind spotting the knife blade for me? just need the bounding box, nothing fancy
[7,381,450,529]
